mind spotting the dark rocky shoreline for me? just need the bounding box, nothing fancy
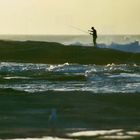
[0,40,139,65]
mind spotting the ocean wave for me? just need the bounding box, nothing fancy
[67,41,140,53]
[0,81,139,93]
[99,41,140,53]
[0,62,140,93]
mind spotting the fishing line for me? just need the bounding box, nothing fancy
[68,25,89,34]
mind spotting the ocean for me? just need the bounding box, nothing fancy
[0,62,140,94]
[0,35,140,140]
[0,35,140,94]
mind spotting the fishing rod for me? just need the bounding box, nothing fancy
[68,25,89,34]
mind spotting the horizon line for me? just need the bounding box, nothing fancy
[0,34,140,36]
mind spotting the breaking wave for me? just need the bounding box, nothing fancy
[0,62,140,93]
[66,41,140,53]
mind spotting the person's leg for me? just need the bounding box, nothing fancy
[93,38,96,47]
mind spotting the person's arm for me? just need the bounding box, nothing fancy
[88,30,93,35]
[88,30,93,32]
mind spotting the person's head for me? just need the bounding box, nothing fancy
[91,27,94,30]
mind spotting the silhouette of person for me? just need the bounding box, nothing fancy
[48,108,57,135]
[89,27,97,47]
[49,108,57,125]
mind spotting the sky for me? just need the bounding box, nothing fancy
[0,0,140,35]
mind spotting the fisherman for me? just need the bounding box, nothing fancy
[89,27,97,47]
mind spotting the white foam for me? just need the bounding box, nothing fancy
[99,135,133,139]
[3,137,76,140]
[98,41,140,53]
[109,73,140,78]
[48,63,69,71]
[126,131,140,135]
[67,129,123,137]
[3,76,30,80]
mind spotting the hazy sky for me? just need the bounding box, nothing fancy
[0,0,140,35]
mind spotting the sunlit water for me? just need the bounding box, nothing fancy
[1,129,140,140]
[0,62,140,93]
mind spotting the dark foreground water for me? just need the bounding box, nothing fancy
[0,62,140,94]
